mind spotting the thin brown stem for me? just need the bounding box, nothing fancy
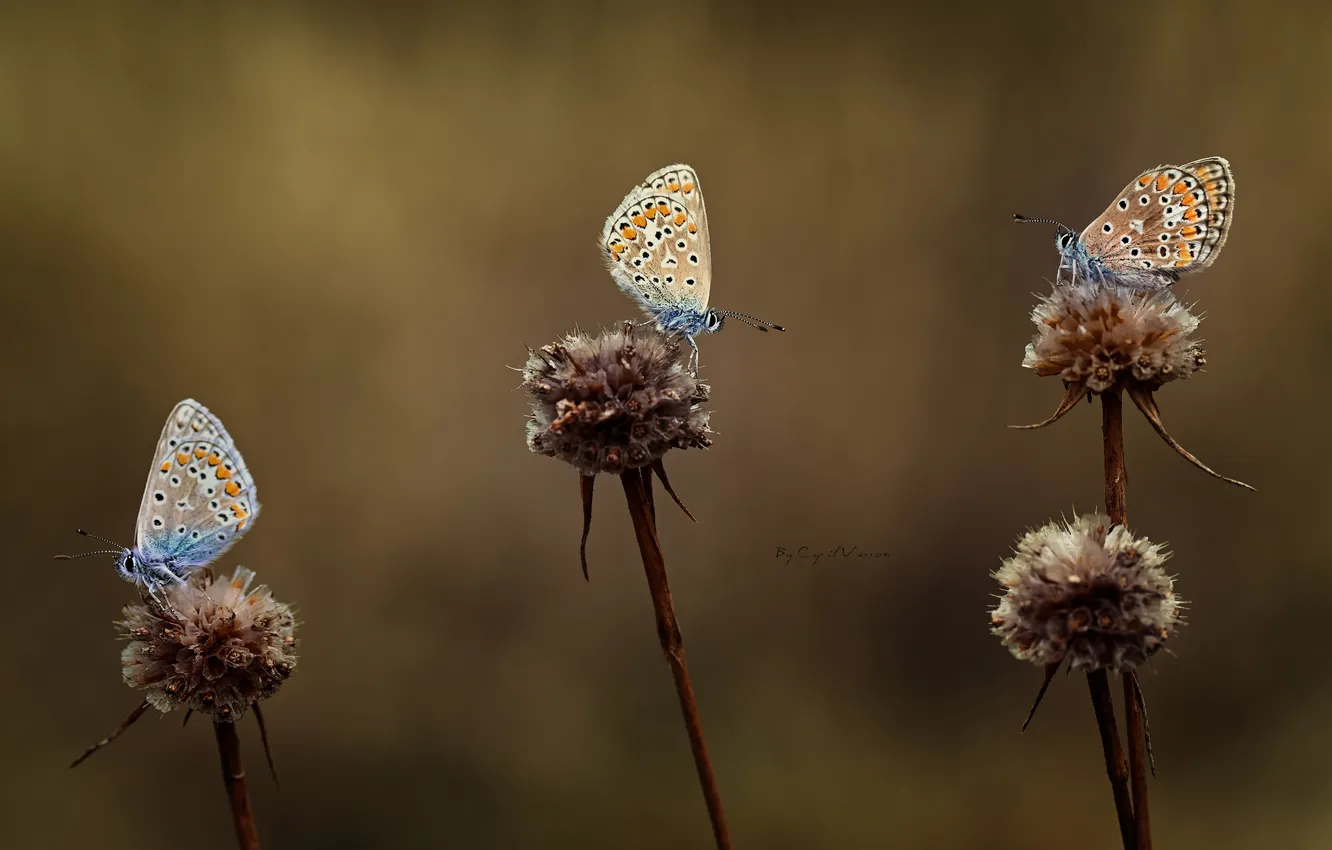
[620,468,732,850]
[1102,388,1151,849]
[214,720,261,850]
[1087,669,1136,850]
[1101,389,1128,527]
[1123,673,1152,849]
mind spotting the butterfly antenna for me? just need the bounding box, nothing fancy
[53,550,122,560]
[53,528,126,560]
[1012,214,1073,234]
[720,310,786,332]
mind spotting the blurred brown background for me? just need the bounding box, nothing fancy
[3,1,1329,848]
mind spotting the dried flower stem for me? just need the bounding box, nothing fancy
[619,467,731,850]
[214,720,261,850]
[1086,668,1135,850]
[1101,390,1128,527]
[1102,388,1152,850]
[1123,672,1151,850]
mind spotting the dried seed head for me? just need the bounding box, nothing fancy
[119,568,297,721]
[990,514,1181,673]
[1023,282,1205,393]
[522,322,712,475]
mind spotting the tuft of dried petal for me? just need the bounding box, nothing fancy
[1023,281,1205,394]
[119,568,297,721]
[990,514,1181,673]
[522,321,712,476]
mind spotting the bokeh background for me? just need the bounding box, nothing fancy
[3,1,1329,848]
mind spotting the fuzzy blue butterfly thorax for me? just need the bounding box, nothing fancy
[652,304,724,338]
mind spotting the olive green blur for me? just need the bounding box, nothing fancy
[3,2,1329,848]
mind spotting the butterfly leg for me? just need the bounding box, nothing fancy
[140,578,168,610]
[143,565,185,615]
[684,334,700,374]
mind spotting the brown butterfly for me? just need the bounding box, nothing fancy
[1017,156,1234,289]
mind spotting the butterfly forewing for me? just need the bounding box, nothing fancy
[601,163,712,315]
[135,399,259,569]
[1077,156,1234,281]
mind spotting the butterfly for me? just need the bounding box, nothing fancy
[600,163,783,372]
[1016,156,1234,290]
[58,398,260,599]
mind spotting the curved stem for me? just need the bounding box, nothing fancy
[215,720,261,850]
[620,468,732,850]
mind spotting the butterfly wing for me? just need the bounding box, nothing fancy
[134,399,260,570]
[1076,156,1234,284]
[601,163,712,317]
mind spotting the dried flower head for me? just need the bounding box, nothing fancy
[990,514,1181,673]
[1024,281,1205,394]
[1013,281,1253,489]
[120,567,297,721]
[522,321,712,476]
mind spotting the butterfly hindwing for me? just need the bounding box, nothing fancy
[135,399,259,571]
[601,163,712,318]
[1076,156,1234,283]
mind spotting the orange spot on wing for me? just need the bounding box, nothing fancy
[231,505,248,519]
[1180,193,1197,206]
[1205,181,1218,194]
[1180,225,1199,239]
[656,201,670,214]
[191,422,201,431]
[621,226,637,239]
[1177,246,1192,262]
[1173,182,1189,194]
[688,222,698,234]
[667,181,680,191]
[1195,167,1209,177]
[159,461,171,473]
[643,207,658,220]
[1138,174,1153,186]
[631,213,647,228]
[216,466,233,479]
[673,212,687,226]
[225,480,241,496]
[682,182,695,193]
[237,520,246,532]
[176,452,189,466]
[194,448,207,459]
[1185,208,1201,221]
[208,453,221,465]
[1155,174,1170,191]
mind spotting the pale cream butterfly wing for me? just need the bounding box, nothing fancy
[601,163,713,318]
[135,398,260,570]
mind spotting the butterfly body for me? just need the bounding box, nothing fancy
[69,399,260,596]
[651,302,725,339]
[600,163,780,370]
[1039,156,1235,289]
